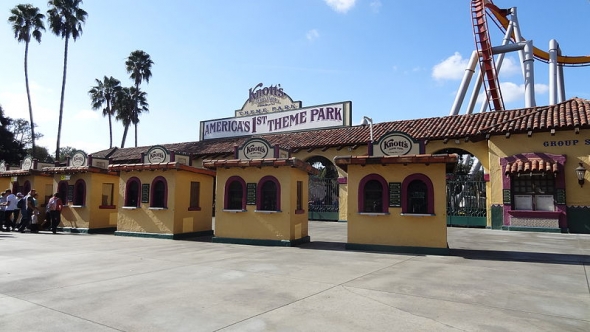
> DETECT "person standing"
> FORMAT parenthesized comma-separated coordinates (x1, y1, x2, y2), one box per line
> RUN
(18, 189, 38, 233)
(29, 192, 40, 233)
(47, 193, 63, 234)
(4, 189, 18, 232)
(0, 192, 7, 231)
(13, 192, 24, 229)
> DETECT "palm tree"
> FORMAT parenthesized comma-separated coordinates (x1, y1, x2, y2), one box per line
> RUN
(47, 0, 87, 160)
(8, 4, 45, 159)
(125, 50, 153, 147)
(88, 76, 121, 148)
(115, 87, 148, 148)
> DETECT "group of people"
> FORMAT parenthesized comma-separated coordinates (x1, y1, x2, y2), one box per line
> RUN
(0, 189, 63, 234)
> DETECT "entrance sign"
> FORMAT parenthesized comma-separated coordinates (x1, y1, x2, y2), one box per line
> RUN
(373, 131, 421, 156)
(21, 156, 33, 170)
(235, 83, 302, 117)
(240, 138, 271, 159)
(201, 101, 352, 140)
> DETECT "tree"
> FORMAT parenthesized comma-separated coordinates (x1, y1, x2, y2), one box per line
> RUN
(8, 118, 43, 148)
(125, 50, 153, 147)
(56, 146, 82, 162)
(89, 76, 121, 148)
(0, 105, 26, 165)
(115, 87, 148, 148)
(8, 4, 45, 159)
(47, 0, 87, 160)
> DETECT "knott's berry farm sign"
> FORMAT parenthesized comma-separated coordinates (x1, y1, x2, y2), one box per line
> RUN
(200, 83, 352, 140)
(235, 83, 302, 117)
(372, 131, 422, 157)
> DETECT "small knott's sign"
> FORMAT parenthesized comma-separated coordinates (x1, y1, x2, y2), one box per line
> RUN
(70, 151, 87, 167)
(21, 156, 33, 170)
(235, 83, 302, 117)
(239, 138, 272, 160)
(0, 160, 6, 172)
(373, 131, 421, 157)
(145, 145, 170, 164)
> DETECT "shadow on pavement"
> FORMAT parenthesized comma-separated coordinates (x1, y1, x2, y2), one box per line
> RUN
(450, 248, 590, 265)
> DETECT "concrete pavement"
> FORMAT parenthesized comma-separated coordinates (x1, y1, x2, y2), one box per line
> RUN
(1, 221, 589, 331)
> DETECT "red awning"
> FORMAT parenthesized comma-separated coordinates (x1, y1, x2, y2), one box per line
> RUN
(504, 159, 558, 175)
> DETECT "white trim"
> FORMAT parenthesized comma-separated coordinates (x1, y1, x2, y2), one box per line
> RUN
(400, 213, 435, 217)
(148, 207, 167, 210)
(359, 212, 390, 216)
(122, 206, 138, 210)
(254, 210, 280, 214)
(222, 209, 247, 213)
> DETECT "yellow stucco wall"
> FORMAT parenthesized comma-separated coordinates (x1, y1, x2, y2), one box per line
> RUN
(56, 172, 119, 230)
(214, 166, 309, 241)
(346, 163, 448, 249)
(0, 178, 11, 192)
(488, 130, 590, 206)
(116, 170, 214, 235)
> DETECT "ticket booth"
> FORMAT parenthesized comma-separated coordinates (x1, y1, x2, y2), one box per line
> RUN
(335, 131, 457, 254)
(0, 156, 54, 221)
(203, 138, 319, 246)
(110, 145, 216, 239)
(42, 151, 119, 233)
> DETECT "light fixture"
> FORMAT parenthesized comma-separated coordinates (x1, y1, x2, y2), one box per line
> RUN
(575, 162, 587, 187)
(361, 116, 373, 142)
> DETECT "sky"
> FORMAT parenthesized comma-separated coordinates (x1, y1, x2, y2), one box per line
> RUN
(1, 0, 590, 156)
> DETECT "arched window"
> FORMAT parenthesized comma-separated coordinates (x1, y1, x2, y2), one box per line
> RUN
(125, 177, 141, 207)
(224, 176, 246, 210)
(402, 174, 435, 215)
(23, 180, 31, 196)
(58, 181, 68, 203)
(151, 177, 167, 208)
(257, 176, 281, 211)
(73, 179, 86, 206)
(358, 174, 388, 213)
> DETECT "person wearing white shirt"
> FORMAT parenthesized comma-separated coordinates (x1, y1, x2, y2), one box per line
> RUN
(4, 189, 18, 231)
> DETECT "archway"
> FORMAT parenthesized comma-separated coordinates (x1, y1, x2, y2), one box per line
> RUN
(434, 148, 487, 228)
(306, 156, 339, 221)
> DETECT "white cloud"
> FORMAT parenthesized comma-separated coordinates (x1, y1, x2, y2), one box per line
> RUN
(432, 52, 470, 81)
(497, 56, 521, 78)
(370, 0, 382, 13)
(324, 0, 356, 13)
(306, 29, 320, 41)
(476, 82, 549, 106)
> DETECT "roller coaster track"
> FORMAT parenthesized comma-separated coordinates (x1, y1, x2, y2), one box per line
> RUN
(485, 1, 590, 67)
(472, 0, 504, 111)
(470, 0, 590, 112)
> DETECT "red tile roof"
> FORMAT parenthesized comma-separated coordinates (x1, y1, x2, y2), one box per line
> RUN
(202, 158, 320, 175)
(90, 98, 590, 163)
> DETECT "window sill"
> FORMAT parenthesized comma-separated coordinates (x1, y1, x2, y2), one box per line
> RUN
(508, 210, 561, 218)
(70, 205, 84, 208)
(223, 209, 246, 213)
(148, 207, 167, 210)
(122, 206, 138, 210)
(359, 212, 390, 216)
(254, 210, 281, 214)
(99, 205, 116, 209)
(400, 213, 435, 217)
(188, 207, 201, 211)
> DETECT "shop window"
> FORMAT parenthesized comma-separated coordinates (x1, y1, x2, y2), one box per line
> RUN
(358, 174, 388, 213)
(257, 176, 280, 212)
(151, 176, 167, 208)
(100, 183, 115, 208)
(224, 176, 245, 210)
(125, 177, 141, 207)
(511, 173, 555, 211)
(401, 174, 435, 215)
(73, 179, 86, 206)
(58, 181, 68, 202)
(189, 181, 201, 210)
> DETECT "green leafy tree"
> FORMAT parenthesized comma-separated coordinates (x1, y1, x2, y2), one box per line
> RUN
(8, 118, 43, 148)
(115, 87, 148, 148)
(0, 105, 26, 165)
(89, 76, 121, 148)
(125, 50, 153, 147)
(56, 146, 82, 162)
(47, 0, 87, 160)
(8, 4, 45, 159)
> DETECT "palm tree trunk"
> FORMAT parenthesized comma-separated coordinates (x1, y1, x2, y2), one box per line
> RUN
(107, 100, 113, 148)
(24, 41, 35, 159)
(134, 82, 139, 147)
(121, 124, 129, 148)
(55, 37, 69, 161)
(134, 122, 138, 147)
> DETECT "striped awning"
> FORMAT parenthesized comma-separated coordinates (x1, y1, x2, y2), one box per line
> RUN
(504, 159, 558, 175)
